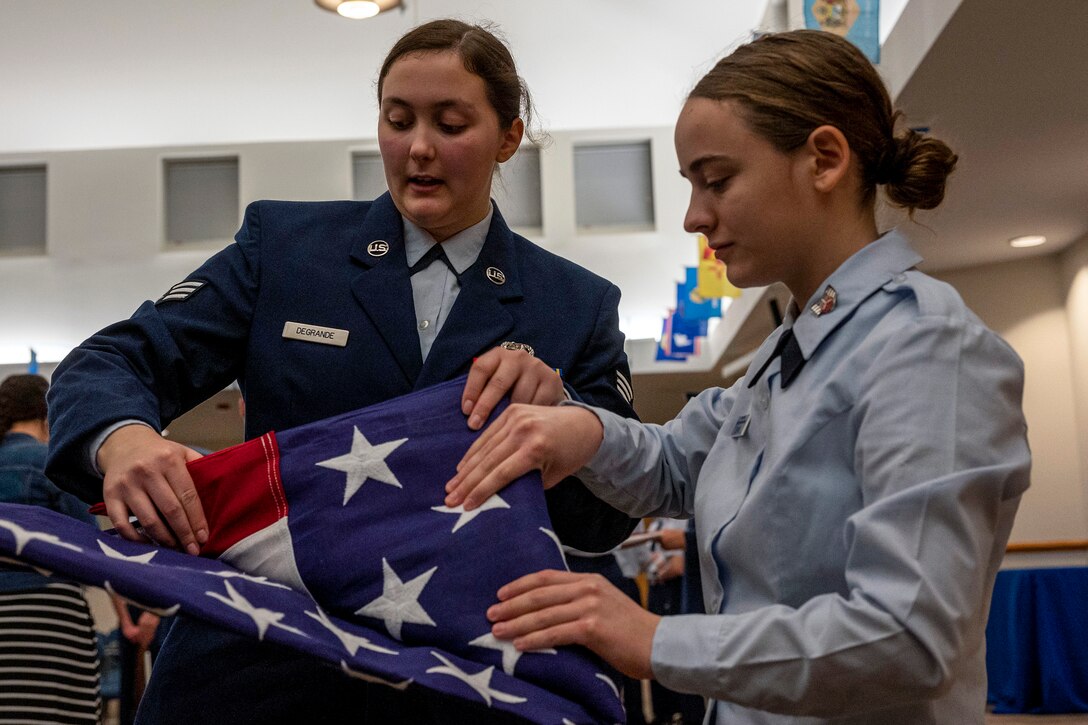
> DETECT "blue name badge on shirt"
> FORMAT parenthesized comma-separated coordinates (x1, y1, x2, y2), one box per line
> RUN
(730, 414, 751, 438)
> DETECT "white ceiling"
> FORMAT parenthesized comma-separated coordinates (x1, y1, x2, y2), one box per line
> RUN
(893, 0, 1088, 271)
(0, 0, 764, 152)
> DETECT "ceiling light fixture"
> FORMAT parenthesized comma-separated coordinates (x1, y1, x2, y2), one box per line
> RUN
(314, 0, 403, 19)
(1009, 235, 1047, 248)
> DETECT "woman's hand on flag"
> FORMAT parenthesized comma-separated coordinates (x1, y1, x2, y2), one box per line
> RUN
(487, 569, 659, 680)
(460, 346, 566, 431)
(97, 424, 207, 555)
(445, 404, 602, 510)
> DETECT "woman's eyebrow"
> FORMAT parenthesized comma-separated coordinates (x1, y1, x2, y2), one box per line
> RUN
(382, 97, 475, 113)
(681, 154, 735, 178)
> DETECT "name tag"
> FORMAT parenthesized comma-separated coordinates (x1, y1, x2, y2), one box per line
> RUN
(282, 321, 349, 347)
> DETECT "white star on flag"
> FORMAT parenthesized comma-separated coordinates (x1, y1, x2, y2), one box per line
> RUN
(306, 606, 398, 656)
(0, 519, 82, 556)
(539, 527, 570, 571)
(596, 672, 621, 700)
(205, 581, 308, 641)
(426, 651, 527, 706)
(205, 570, 293, 590)
(468, 631, 556, 675)
(316, 427, 408, 505)
(430, 494, 510, 533)
(98, 539, 157, 564)
(356, 558, 437, 640)
(339, 661, 413, 690)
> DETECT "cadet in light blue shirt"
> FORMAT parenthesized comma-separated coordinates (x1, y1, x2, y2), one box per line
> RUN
(448, 30, 1030, 724)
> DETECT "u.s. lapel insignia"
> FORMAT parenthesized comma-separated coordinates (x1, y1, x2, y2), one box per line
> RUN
(367, 240, 389, 257)
(810, 285, 837, 316)
(485, 266, 506, 285)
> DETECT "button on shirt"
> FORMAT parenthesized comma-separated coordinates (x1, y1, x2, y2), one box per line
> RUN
(403, 208, 490, 362)
(571, 230, 1031, 724)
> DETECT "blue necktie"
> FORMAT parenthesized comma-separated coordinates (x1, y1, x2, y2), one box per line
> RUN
(409, 244, 459, 281)
(747, 327, 807, 390)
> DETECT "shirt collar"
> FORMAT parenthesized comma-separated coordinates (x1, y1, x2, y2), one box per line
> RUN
(402, 205, 493, 275)
(787, 229, 923, 356)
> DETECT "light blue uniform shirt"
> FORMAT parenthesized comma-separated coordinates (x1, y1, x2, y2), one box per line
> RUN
(403, 208, 491, 361)
(575, 230, 1031, 724)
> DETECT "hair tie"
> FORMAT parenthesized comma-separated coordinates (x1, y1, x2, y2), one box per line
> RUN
(875, 134, 909, 185)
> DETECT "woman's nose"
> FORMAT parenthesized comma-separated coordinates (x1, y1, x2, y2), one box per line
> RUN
(683, 197, 712, 235)
(408, 127, 436, 162)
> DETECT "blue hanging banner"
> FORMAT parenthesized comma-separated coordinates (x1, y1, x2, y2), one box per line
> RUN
(655, 310, 707, 362)
(804, 0, 880, 64)
(656, 314, 685, 361)
(28, 348, 39, 374)
(676, 268, 722, 322)
(671, 313, 706, 353)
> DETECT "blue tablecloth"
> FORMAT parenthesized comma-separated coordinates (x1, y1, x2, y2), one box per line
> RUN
(987, 566, 1088, 713)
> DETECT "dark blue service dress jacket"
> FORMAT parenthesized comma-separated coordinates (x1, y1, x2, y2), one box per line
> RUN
(47, 193, 637, 549)
(45, 194, 638, 724)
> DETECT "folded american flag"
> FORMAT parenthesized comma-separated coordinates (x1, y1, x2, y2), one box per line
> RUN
(0, 378, 625, 724)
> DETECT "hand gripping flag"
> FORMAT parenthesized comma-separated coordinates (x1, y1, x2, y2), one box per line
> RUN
(0, 378, 626, 724)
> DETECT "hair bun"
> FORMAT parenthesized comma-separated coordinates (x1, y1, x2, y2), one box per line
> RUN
(881, 128, 958, 211)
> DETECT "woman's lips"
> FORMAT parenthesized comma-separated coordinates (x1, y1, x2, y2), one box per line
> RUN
(409, 176, 442, 188)
(712, 242, 734, 261)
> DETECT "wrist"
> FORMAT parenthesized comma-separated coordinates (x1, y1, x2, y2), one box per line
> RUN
(97, 422, 155, 473)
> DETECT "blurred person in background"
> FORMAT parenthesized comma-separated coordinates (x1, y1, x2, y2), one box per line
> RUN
(0, 373, 101, 723)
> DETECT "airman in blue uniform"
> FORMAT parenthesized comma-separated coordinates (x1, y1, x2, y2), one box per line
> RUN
(46, 19, 637, 724)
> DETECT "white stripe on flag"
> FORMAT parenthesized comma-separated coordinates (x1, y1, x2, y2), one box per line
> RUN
(220, 518, 312, 596)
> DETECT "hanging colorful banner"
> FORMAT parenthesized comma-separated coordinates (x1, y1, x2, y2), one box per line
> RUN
(655, 311, 704, 362)
(677, 268, 722, 322)
(696, 234, 742, 299)
(672, 312, 707, 352)
(804, 0, 880, 64)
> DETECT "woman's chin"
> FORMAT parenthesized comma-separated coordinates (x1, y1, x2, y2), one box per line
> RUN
(723, 269, 754, 290)
(399, 202, 451, 230)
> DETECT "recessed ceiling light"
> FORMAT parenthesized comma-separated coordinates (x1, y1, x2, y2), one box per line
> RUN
(314, 0, 402, 19)
(1009, 235, 1047, 248)
(337, 1, 380, 18)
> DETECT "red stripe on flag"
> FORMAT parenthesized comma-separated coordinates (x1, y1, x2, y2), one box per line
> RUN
(187, 432, 287, 557)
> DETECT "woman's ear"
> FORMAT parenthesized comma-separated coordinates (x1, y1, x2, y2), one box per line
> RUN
(805, 125, 851, 193)
(496, 118, 525, 163)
